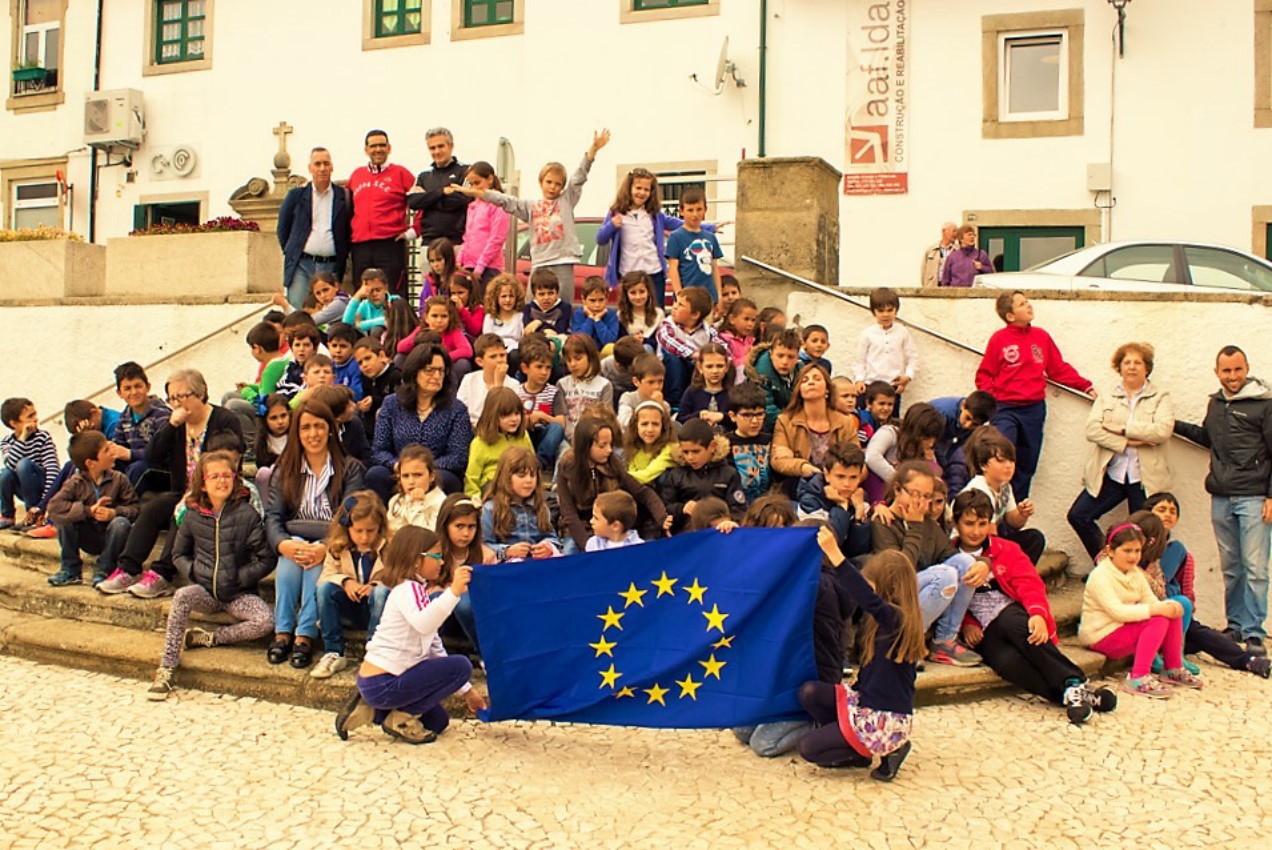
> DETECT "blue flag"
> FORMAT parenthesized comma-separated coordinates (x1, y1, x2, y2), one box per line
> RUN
(469, 527, 821, 728)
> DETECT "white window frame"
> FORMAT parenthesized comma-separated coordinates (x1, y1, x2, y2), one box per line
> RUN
(11, 179, 61, 229)
(998, 30, 1067, 123)
(21, 19, 59, 69)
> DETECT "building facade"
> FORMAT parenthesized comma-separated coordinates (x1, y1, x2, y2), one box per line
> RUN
(2, 0, 1271, 288)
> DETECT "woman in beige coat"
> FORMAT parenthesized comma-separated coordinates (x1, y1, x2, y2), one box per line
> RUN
(1066, 342, 1174, 565)
(770, 363, 858, 495)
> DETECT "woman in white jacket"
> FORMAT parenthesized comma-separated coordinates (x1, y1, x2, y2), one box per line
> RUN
(1067, 343, 1175, 567)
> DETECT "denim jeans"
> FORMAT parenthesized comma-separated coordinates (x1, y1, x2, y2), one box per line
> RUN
(733, 720, 811, 757)
(0, 459, 45, 517)
(285, 255, 339, 310)
(662, 354, 693, 409)
(274, 545, 322, 639)
(56, 516, 131, 576)
(453, 591, 479, 655)
(357, 654, 472, 732)
(916, 552, 976, 643)
(1067, 474, 1147, 562)
(317, 580, 390, 655)
(1211, 495, 1271, 639)
(530, 421, 565, 472)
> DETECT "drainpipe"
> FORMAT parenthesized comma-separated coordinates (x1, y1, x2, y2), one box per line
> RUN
(88, 0, 104, 243)
(758, 0, 768, 157)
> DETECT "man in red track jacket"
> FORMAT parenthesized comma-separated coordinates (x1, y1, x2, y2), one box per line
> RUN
(348, 129, 416, 299)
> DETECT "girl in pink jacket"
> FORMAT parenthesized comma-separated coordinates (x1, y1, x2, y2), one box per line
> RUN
(457, 162, 509, 294)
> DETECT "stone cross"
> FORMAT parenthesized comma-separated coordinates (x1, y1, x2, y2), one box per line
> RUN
(272, 121, 294, 171)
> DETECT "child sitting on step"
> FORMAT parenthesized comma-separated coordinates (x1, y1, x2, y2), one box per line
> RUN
(147, 451, 276, 701)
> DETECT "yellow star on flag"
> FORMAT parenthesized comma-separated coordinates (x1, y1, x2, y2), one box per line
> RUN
(683, 578, 708, 605)
(598, 664, 622, 689)
(618, 582, 648, 609)
(615, 686, 635, 699)
(651, 571, 678, 598)
(676, 674, 702, 701)
(597, 606, 624, 632)
(699, 654, 726, 680)
(644, 683, 669, 706)
(589, 635, 617, 658)
(702, 603, 729, 634)
(712, 635, 735, 650)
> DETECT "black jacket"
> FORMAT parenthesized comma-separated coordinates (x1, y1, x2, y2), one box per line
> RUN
(406, 158, 472, 243)
(174, 496, 276, 602)
(264, 458, 366, 548)
(339, 416, 371, 465)
(146, 405, 244, 495)
(656, 443, 746, 533)
(1175, 377, 1272, 497)
(361, 363, 402, 434)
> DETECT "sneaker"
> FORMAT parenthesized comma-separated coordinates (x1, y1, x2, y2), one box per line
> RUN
(183, 628, 216, 650)
(1247, 656, 1271, 679)
(381, 710, 438, 745)
(927, 639, 982, 667)
(335, 691, 375, 741)
(1089, 686, 1119, 713)
(1062, 682, 1093, 725)
(310, 652, 351, 679)
(1121, 674, 1172, 699)
(26, 523, 56, 539)
(870, 741, 911, 782)
(1246, 636, 1267, 657)
(129, 571, 173, 599)
(47, 570, 82, 587)
(96, 569, 139, 595)
(1160, 668, 1204, 689)
(146, 667, 174, 701)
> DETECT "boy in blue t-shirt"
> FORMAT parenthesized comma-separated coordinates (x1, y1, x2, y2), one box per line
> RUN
(665, 186, 723, 303)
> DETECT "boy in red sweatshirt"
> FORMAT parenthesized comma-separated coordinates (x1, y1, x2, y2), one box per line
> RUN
(974, 291, 1094, 499)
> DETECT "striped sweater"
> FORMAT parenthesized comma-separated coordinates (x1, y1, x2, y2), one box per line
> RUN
(1, 429, 60, 498)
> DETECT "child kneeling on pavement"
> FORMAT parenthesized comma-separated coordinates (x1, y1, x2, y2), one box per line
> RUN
(335, 525, 487, 743)
(46, 430, 139, 587)
(148, 450, 276, 701)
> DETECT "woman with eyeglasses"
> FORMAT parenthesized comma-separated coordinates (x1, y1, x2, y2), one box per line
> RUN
(146, 450, 276, 701)
(366, 343, 473, 505)
(264, 400, 365, 669)
(99, 369, 245, 599)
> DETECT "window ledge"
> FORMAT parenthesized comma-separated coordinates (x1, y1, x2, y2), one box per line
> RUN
(620, 1, 719, 25)
(984, 117, 1083, 139)
(143, 57, 213, 77)
(363, 31, 430, 51)
(452, 20, 523, 41)
(5, 89, 65, 113)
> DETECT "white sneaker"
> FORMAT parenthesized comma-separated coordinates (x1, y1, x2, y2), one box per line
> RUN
(147, 667, 174, 701)
(310, 652, 351, 679)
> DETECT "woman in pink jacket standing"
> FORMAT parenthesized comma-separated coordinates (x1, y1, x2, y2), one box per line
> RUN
(456, 162, 509, 299)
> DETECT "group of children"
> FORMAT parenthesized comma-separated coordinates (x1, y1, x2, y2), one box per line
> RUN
(3, 148, 1265, 776)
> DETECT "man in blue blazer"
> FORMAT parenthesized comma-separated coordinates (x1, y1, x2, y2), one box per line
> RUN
(277, 147, 352, 309)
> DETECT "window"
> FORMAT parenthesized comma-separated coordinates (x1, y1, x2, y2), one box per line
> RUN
(1082, 245, 1180, 284)
(133, 200, 200, 231)
(979, 226, 1084, 273)
(11, 180, 60, 229)
(363, 0, 430, 50)
(655, 169, 708, 217)
(376, 0, 423, 37)
(1000, 33, 1065, 121)
(1185, 246, 1272, 292)
(155, 0, 206, 64)
(8, 0, 66, 110)
(982, 10, 1083, 139)
(464, 0, 512, 27)
(621, 0, 717, 23)
(452, 0, 522, 41)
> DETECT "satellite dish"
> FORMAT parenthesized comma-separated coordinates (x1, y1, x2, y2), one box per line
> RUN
(692, 36, 746, 95)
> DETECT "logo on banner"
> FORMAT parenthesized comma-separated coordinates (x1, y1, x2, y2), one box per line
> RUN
(849, 126, 888, 164)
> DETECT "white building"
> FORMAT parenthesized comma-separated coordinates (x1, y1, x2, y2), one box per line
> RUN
(3, 0, 1272, 288)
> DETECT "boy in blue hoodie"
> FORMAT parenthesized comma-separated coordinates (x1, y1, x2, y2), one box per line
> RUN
(324, 322, 366, 402)
(796, 442, 872, 558)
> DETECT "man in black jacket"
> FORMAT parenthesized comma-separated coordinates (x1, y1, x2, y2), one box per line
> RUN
(407, 127, 472, 245)
(1175, 345, 1272, 654)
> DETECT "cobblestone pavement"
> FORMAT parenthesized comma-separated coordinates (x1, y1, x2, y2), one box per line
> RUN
(1, 656, 1269, 850)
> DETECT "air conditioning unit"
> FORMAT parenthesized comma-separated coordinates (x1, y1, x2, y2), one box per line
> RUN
(84, 89, 145, 149)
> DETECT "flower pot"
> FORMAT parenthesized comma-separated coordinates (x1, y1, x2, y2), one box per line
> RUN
(0, 239, 104, 299)
(105, 230, 281, 298)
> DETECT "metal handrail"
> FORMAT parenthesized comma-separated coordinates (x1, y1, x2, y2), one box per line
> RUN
(39, 301, 272, 427)
(740, 255, 1207, 450)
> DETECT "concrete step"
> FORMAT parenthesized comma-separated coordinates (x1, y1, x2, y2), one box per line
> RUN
(1037, 548, 1069, 589)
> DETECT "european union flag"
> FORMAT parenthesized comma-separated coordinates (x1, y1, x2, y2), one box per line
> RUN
(469, 527, 821, 728)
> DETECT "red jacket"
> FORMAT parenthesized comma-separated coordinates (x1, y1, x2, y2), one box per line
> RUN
(348, 164, 416, 243)
(975, 324, 1091, 405)
(959, 535, 1058, 643)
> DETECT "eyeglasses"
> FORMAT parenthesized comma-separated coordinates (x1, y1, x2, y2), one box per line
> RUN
(735, 411, 765, 419)
(420, 552, 444, 561)
(902, 487, 933, 503)
(167, 392, 194, 404)
(205, 472, 236, 482)
(421, 366, 446, 377)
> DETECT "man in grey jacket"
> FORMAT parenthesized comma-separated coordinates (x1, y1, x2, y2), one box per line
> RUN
(1175, 345, 1272, 654)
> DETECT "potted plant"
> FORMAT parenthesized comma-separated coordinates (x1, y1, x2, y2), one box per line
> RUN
(107, 216, 280, 298)
(12, 60, 47, 83)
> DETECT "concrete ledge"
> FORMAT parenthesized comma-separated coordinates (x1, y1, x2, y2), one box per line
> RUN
(0, 293, 273, 309)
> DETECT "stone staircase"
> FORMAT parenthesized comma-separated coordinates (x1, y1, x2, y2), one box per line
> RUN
(0, 533, 1113, 716)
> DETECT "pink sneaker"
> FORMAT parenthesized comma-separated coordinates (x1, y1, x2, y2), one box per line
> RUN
(26, 524, 57, 539)
(96, 569, 139, 595)
(1121, 674, 1173, 699)
(1160, 668, 1204, 689)
(129, 570, 173, 599)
